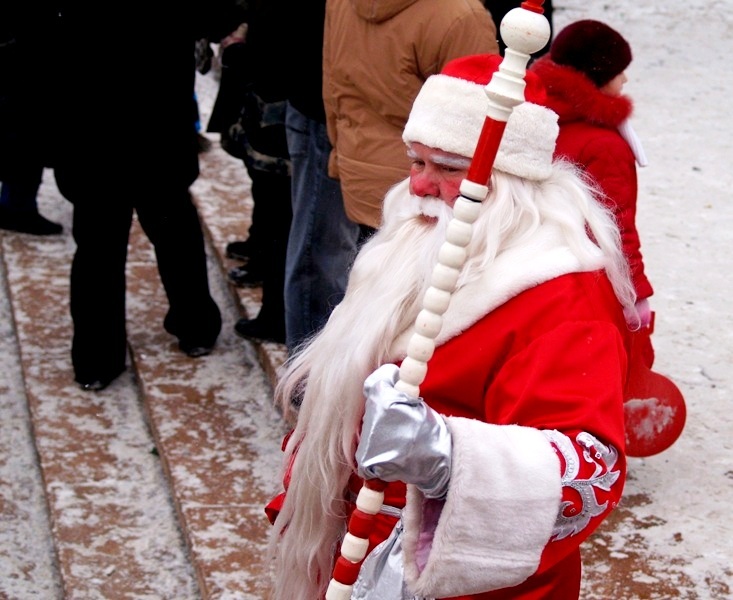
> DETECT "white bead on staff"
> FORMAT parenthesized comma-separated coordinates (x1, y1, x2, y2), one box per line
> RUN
(325, 3, 551, 599)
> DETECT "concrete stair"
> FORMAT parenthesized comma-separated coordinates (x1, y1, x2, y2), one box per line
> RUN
(0, 142, 289, 599)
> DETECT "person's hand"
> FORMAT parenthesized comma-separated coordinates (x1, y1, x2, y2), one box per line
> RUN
(635, 298, 652, 328)
(356, 364, 452, 499)
(624, 297, 653, 329)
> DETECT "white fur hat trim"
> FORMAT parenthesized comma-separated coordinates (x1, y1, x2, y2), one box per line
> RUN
(402, 74, 558, 181)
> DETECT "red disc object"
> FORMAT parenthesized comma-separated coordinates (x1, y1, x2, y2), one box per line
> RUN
(623, 325, 686, 457)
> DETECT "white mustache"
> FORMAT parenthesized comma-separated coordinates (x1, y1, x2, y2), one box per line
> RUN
(400, 194, 453, 221)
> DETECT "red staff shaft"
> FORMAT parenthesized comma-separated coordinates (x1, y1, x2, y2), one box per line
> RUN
(326, 3, 550, 598)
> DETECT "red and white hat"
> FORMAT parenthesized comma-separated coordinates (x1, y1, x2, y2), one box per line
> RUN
(402, 53, 558, 181)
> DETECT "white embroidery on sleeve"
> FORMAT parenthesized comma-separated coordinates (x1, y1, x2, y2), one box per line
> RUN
(542, 430, 621, 540)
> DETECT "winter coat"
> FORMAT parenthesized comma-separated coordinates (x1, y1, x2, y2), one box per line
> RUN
(0, 3, 62, 180)
(268, 277, 628, 599)
(277, 0, 330, 123)
(50, 1, 248, 197)
(531, 56, 654, 300)
(323, 0, 499, 228)
(361, 271, 629, 599)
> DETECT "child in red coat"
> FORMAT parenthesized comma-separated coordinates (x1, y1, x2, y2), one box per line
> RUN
(531, 20, 654, 336)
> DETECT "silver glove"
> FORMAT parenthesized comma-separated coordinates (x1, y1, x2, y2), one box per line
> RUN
(356, 364, 452, 499)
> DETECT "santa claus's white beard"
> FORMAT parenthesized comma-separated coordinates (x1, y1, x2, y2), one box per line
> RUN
(268, 196, 457, 600)
(311, 184, 456, 370)
(279, 179, 460, 418)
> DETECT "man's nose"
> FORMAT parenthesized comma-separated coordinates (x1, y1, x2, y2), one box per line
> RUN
(410, 170, 439, 198)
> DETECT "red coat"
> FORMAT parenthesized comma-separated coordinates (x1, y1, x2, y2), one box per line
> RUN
(390, 271, 630, 599)
(531, 57, 654, 300)
(269, 271, 630, 599)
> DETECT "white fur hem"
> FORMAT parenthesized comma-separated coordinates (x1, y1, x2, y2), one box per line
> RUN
(401, 418, 561, 598)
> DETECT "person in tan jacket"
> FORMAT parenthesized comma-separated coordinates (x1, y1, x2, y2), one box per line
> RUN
(323, 0, 499, 230)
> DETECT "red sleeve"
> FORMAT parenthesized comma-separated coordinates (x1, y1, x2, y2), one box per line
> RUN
(582, 136, 654, 300)
(487, 320, 628, 571)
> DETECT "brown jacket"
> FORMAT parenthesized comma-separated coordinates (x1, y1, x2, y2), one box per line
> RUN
(324, 0, 499, 227)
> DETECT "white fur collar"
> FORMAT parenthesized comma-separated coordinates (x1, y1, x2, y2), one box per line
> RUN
(390, 221, 604, 358)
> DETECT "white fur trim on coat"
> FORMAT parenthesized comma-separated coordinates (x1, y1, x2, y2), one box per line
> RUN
(402, 74, 558, 181)
(401, 418, 562, 597)
(389, 215, 605, 359)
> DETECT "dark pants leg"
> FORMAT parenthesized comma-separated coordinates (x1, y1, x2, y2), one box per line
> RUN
(284, 104, 361, 351)
(242, 170, 267, 274)
(136, 187, 221, 347)
(0, 162, 43, 212)
(70, 195, 132, 382)
(247, 169, 291, 338)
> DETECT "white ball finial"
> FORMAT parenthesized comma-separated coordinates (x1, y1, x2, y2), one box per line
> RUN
(500, 7, 551, 56)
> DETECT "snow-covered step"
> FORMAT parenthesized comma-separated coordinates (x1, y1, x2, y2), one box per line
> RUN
(1, 153, 289, 598)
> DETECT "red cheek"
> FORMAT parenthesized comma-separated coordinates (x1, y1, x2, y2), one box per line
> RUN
(444, 182, 463, 205)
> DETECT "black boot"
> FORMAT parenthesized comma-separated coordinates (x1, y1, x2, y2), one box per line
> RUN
(228, 263, 264, 287)
(0, 207, 62, 235)
(234, 315, 286, 344)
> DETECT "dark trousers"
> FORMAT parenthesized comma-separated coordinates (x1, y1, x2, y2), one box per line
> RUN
(0, 162, 44, 212)
(247, 168, 292, 334)
(68, 185, 221, 382)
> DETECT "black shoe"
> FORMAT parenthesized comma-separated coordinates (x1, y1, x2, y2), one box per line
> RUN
(234, 317, 286, 344)
(178, 340, 214, 358)
(163, 309, 220, 358)
(196, 132, 212, 154)
(228, 265, 263, 288)
(76, 366, 125, 392)
(226, 239, 252, 262)
(0, 208, 62, 236)
(79, 379, 110, 392)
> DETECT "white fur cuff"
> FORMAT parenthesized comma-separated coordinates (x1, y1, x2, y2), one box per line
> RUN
(401, 417, 562, 598)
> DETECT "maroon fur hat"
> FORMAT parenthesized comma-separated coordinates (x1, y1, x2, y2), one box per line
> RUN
(550, 20, 632, 87)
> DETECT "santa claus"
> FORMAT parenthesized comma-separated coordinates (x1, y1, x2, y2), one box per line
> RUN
(265, 53, 638, 600)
